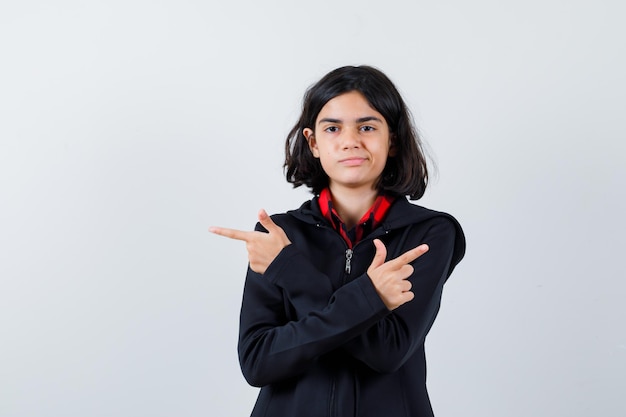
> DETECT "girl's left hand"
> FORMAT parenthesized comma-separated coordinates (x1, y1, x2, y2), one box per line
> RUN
(209, 209, 292, 274)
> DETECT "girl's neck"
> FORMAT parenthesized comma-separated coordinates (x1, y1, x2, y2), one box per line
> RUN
(328, 185, 378, 230)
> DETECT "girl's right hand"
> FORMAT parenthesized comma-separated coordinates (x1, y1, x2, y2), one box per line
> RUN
(366, 239, 429, 310)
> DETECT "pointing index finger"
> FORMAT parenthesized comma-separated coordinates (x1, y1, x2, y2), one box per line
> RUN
(208, 226, 253, 242)
(391, 244, 429, 266)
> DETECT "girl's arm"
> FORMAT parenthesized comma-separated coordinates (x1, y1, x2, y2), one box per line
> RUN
(258, 216, 458, 374)
(212, 212, 389, 386)
(221, 212, 459, 383)
(237, 253, 389, 386)
(339, 217, 457, 372)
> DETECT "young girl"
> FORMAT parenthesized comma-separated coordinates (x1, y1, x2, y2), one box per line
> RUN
(210, 65, 465, 417)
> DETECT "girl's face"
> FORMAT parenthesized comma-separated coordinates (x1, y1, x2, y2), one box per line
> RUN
(303, 91, 393, 195)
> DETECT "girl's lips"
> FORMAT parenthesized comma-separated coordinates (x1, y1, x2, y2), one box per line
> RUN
(339, 157, 367, 166)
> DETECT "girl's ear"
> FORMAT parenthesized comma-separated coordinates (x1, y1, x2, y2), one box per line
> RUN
(303, 128, 319, 158)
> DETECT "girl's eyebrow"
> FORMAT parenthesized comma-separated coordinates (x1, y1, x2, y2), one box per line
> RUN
(318, 116, 383, 124)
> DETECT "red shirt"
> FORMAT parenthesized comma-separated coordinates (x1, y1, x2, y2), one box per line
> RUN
(318, 188, 395, 249)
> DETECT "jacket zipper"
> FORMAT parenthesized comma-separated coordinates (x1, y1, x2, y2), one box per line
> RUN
(316, 221, 389, 279)
(344, 248, 353, 274)
(343, 229, 389, 276)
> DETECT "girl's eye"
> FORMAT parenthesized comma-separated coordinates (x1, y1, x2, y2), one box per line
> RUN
(360, 125, 375, 132)
(324, 126, 339, 133)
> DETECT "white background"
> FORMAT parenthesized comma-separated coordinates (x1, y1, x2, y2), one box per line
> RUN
(1, 1, 624, 416)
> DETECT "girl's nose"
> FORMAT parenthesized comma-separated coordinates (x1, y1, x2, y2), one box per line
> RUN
(341, 129, 360, 149)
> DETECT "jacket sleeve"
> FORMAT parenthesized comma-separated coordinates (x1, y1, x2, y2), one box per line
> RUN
(237, 244, 390, 387)
(340, 217, 459, 373)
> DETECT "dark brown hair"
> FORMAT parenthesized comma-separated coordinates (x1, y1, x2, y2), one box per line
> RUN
(284, 65, 429, 200)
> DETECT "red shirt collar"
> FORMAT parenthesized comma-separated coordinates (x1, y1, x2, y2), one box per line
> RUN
(317, 188, 395, 248)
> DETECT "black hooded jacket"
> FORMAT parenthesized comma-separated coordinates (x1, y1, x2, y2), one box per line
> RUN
(238, 196, 466, 417)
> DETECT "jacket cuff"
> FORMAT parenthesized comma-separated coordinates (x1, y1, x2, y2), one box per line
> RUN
(352, 273, 390, 317)
(262, 243, 300, 285)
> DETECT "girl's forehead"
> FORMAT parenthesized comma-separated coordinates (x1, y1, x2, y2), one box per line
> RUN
(316, 91, 383, 122)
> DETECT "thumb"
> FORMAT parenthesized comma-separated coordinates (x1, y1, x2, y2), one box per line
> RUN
(369, 239, 387, 269)
(258, 209, 280, 233)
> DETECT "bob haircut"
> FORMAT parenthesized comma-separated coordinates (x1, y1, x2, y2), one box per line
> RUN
(284, 65, 429, 200)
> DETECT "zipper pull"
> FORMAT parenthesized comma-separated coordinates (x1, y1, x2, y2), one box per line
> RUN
(345, 248, 353, 274)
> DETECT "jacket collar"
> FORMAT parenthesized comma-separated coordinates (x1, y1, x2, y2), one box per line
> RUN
(288, 195, 466, 276)
(289, 195, 443, 231)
